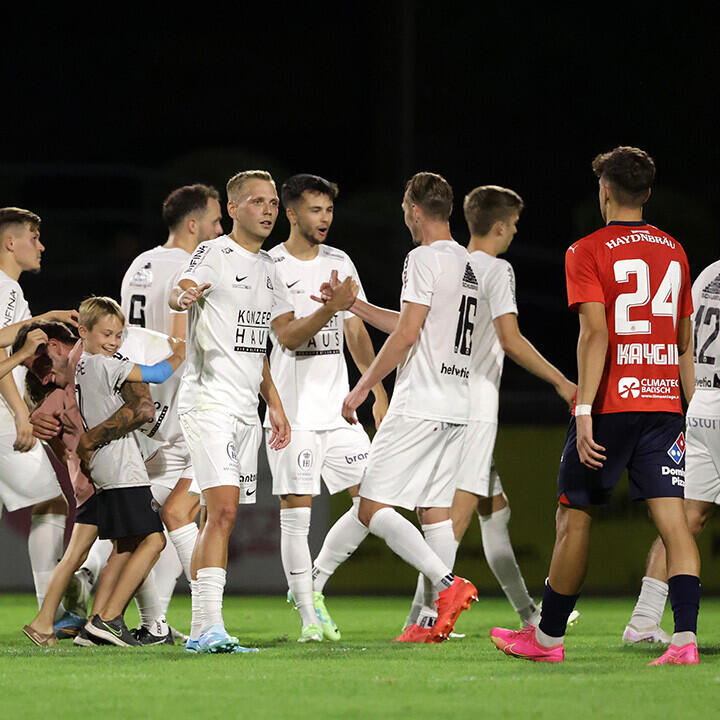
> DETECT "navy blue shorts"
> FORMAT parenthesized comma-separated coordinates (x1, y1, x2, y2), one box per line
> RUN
(74, 493, 99, 526)
(558, 412, 686, 507)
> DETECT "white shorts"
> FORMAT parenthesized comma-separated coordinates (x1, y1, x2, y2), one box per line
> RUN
(359, 413, 465, 511)
(179, 409, 260, 504)
(683, 415, 720, 504)
(145, 441, 200, 496)
(456, 420, 503, 498)
(0, 434, 62, 513)
(267, 424, 370, 497)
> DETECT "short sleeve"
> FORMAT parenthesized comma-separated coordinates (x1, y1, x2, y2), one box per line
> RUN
(565, 242, 605, 311)
(484, 260, 518, 319)
(0, 282, 20, 328)
(178, 242, 222, 291)
(401, 249, 436, 307)
(270, 265, 294, 321)
(344, 256, 367, 320)
(99, 356, 134, 394)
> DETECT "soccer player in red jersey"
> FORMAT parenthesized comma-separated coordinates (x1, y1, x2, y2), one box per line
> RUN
(490, 147, 700, 666)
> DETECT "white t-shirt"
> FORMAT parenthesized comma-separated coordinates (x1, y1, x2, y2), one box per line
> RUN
(74, 352, 150, 490)
(467, 250, 518, 423)
(263, 243, 367, 430)
(688, 259, 720, 418)
(116, 327, 182, 446)
(177, 235, 293, 424)
(388, 240, 476, 424)
(120, 246, 189, 336)
(0, 269, 31, 430)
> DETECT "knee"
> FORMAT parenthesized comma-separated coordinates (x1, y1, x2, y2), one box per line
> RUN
(148, 532, 167, 553)
(357, 503, 374, 528)
(161, 502, 184, 530)
(207, 505, 237, 534)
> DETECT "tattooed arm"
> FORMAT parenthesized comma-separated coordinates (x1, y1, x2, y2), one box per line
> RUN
(76, 381, 155, 468)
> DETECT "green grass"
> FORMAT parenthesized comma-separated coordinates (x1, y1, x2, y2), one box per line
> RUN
(1, 594, 717, 719)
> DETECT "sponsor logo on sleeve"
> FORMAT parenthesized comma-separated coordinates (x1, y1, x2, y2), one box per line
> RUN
(129, 262, 153, 288)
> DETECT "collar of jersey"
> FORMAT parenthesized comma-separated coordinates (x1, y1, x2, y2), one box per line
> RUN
(607, 220, 646, 227)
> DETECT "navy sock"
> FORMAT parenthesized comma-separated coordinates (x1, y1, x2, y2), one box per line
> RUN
(668, 574, 700, 634)
(538, 581, 580, 638)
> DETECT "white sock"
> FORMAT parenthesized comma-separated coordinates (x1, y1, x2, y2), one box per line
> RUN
(281, 507, 316, 628)
(417, 605, 437, 629)
(168, 523, 199, 582)
(536, 626, 564, 648)
(313, 497, 368, 594)
(28, 513, 65, 609)
(198, 566, 226, 632)
(190, 579, 203, 641)
(405, 574, 426, 629)
(421, 520, 459, 608)
(135, 570, 165, 628)
(368, 508, 452, 588)
(153, 531, 184, 614)
(479, 506, 533, 617)
(629, 576, 668, 629)
(80, 538, 113, 588)
(671, 631, 697, 646)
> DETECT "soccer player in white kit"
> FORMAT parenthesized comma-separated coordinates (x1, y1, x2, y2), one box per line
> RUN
(400, 186, 576, 635)
(342, 172, 479, 643)
(0, 207, 82, 617)
(623, 258, 720, 644)
(266, 174, 388, 642)
(171, 170, 358, 653)
(121, 184, 223, 621)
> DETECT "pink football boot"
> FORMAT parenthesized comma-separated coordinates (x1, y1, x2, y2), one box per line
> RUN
(490, 625, 564, 663)
(649, 643, 699, 666)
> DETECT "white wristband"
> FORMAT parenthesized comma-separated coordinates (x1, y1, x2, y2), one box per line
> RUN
(575, 404, 592, 416)
(177, 289, 192, 308)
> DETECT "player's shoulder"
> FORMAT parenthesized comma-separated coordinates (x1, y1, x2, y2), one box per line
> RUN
(318, 244, 349, 262)
(0, 269, 21, 293)
(470, 249, 512, 273)
(257, 248, 275, 267)
(267, 243, 287, 261)
(694, 259, 720, 296)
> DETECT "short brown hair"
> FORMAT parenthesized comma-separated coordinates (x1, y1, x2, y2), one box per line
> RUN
(0, 207, 41, 236)
(226, 170, 275, 201)
(463, 185, 524, 236)
(162, 184, 220, 230)
(592, 146, 656, 207)
(78, 296, 125, 331)
(404, 172, 453, 221)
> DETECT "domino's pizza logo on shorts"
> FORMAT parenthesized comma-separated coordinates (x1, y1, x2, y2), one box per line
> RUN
(297, 449, 313, 471)
(667, 432, 686, 465)
(618, 376, 640, 399)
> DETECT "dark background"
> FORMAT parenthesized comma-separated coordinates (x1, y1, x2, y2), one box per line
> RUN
(3, 5, 718, 424)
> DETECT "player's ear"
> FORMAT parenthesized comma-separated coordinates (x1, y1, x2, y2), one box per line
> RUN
(226, 199, 237, 220)
(285, 206, 296, 225)
(187, 217, 197, 236)
(77, 325, 88, 340)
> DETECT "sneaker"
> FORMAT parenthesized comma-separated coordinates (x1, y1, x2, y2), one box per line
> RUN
(490, 625, 564, 663)
(197, 624, 242, 654)
(623, 623, 671, 645)
(649, 642, 699, 666)
(85, 614, 139, 647)
(185, 638, 200, 653)
(132, 625, 174, 646)
(63, 568, 93, 618)
(54, 611, 86, 639)
(73, 626, 106, 647)
(298, 624, 323, 643)
(427, 576, 478, 643)
(169, 626, 189, 642)
(393, 623, 431, 643)
(312, 592, 340, 641)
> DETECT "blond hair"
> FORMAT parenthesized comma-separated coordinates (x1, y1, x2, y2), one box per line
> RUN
(226, 170, 275, 201)
(78, 296, 125, 331)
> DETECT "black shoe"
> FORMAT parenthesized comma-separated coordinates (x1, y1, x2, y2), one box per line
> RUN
(131, 625, 174, 646)
(74, 626, 100, 647)
(85, 614, 139, 647)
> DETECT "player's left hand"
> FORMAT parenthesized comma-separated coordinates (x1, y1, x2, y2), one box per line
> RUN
(343, 385, 369, 425)
(556, 378, 578, 411)
(372, 394, 388, 429)
(575, 415, 606, 469)
(267, 404, 291, 450)
(45, 310, 79, 328)
(76, 433, 94, 475)
(13, 415, 37, 452)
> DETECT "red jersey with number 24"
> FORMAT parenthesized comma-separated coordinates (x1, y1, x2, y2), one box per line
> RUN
(565, 221, 693, 415)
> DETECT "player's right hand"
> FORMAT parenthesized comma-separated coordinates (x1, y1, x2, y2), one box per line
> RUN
(21, 328, 49, 358)
(178, 283, 211, 310)
(13, 416, 37, 452)
(310, 269, 341, 305)
(30, 411, 62, 440)
(46, 310, 79, 327)
(575, 415, 606, 469)
(327, 277, 359, 312)
(556, 378, 578, 411)
(76, 433, 94, 475)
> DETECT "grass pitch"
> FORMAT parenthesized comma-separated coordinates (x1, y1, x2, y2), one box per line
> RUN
(1, 594, 717, 719)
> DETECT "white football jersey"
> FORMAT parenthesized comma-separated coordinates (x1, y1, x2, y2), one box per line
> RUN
(688, 259, 720, 417)
(263, 243, 367, 430)
(74, 352, 150, 490)
(388, 240, 476, 424)
(467, 251, 518, 423)
(177, 235, 293, 424)
(120, 246, 190, 335)
(0, 269, 31, 430)
(115, 326, 183, 445)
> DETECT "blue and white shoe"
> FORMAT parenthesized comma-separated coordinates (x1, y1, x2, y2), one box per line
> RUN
(54, 611, 86, 639)
(196, 624, 258, 655)
(185, 638, 200, 653)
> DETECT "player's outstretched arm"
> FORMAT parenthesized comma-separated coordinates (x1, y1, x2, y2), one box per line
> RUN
(493, 313, 576, 409)
(0, 347, 36, 452)
(344, 315, 389, 428)
(260, 357, 290, 450)
(342, 301, 428, 424)
(677, 315, 694, 404)
(0, 310, 78, 348)
(273, 276, 358, 351)
(76, 381, 155, 469)
(575, 302, 609, 469)
(169, 279, 211, 311)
